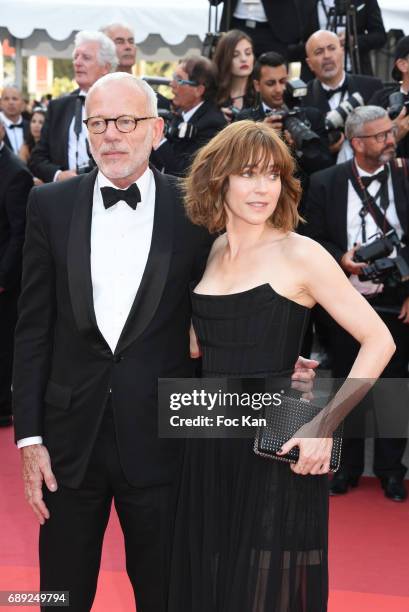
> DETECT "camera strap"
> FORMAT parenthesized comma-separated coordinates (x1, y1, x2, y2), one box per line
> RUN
(349, 160, 393, 242)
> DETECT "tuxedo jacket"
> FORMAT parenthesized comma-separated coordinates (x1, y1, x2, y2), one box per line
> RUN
(29, 90, 80, 183)
(209, 0, 318, 60)
(150, 100, 226, 177)
(3, 118, 30, 155)
(12, 167, 212, 488)
(303, 73, 383, 114)
(0, 146, 33, 290)
(304, 159, 409, 268)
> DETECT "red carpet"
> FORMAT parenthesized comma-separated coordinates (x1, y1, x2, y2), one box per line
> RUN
(1, 427, 408, 611)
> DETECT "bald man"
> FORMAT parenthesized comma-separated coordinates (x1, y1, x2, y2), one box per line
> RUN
(303, 30, 382, 161)
(0, 87, 30, 155)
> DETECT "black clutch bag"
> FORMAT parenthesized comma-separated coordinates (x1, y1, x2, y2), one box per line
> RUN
(253, 393, 343, 472)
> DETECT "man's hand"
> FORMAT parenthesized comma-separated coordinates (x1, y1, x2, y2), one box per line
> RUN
(393, 105, 409, 143)
(283, 129, 295, 148)
(398, 296, 409, 324)
(21, 444, 58, 524)
(263, 113, 283, 134)
(340, 245, 367, 275)
(291, 356, 319, 398)
(56, 170, 77, 182)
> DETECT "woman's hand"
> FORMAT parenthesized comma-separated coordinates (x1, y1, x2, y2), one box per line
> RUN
(221, 107, 233, 123)
(278, 423, 333, 475)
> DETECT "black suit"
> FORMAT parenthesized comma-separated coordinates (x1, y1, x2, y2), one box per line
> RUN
(150, 100, 226, 177)
(3, 118, 30, 155)
(304, 160, 409, 480)
(210, 0, 318, 60)
(0, 145, 33, 419)
(12, 167, 211, 610)
(29, 90, 80, 183)
(303, 72, 383, 114)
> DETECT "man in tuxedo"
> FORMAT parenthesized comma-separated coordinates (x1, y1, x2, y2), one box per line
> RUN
(303, 30, 382, 163)
(13, 72, 318, 610)
(100, 22, 137, 74)
(0, 121, 33, 427)
(29, 30, 118, 183)
(305, 106, 409, 502)
(150, 55, 226, 177)
(0, 87, 30, 155)
(209, 0, 318, 61)
(370, 35, 409, 159)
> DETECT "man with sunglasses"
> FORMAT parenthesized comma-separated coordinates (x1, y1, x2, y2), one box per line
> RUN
(150, 55, 226, 177)
(305, 105, 409, 502)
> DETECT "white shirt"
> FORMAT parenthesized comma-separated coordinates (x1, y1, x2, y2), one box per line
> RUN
(17, 166, 156, 449)
(91, 169, 155, 353)
(67, 91, 90, 171)
(347, 162, 403, 295)
(234, 0, 267, 22)
(0, 112, 24, 154)
(182, 101, 204, 122)
(322, 74, 354, 163)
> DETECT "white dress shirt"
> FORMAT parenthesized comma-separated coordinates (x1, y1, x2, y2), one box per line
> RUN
(17, 166, 156, 449)
(67, 90, 90, 171)
(347, 162, 403, 295)
(321, 74, 354, 163)
(0, 112, 24, 154)
(234, 0, 267, 22)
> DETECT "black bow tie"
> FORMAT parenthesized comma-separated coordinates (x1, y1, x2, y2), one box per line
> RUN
(100, 184, 141, 210)
(361, 169, 388, 188)
(9, 123, 23, 129)
(325, 85, 346, 100)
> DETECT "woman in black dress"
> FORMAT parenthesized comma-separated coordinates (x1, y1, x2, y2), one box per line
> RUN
(167, 121, 395, 612)
(213, 30, 256, 123)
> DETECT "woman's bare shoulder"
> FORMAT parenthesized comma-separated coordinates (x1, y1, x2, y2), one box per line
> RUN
(281, 232, 329, 262)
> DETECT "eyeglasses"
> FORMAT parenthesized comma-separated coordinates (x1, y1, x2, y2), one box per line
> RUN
(355, 126, 398, 143)
(171, 74, 199, 87)
(83, 115, 156, 134)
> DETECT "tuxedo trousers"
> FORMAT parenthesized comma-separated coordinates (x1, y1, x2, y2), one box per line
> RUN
(39, 398, 175, 612)
(330, 298, 409, 480)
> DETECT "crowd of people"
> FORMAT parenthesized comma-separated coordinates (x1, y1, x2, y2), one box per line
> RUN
(1, 1, 409, 611)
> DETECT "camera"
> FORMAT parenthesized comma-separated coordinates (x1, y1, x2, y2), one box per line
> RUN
(388, 91, 409, 121)
(158, 108, 198, 141)
(325, 92, 364, 132)
(76, 161, 95, 175)
(353, 230, 409, 287)
(265, 108, 321, 152)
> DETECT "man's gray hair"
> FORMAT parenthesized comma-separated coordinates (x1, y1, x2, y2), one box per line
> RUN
(345, 105, 388, 140)
(86, 73, 158, 117)
(74, 30, 118, 70)
(100, 22, 135, 38)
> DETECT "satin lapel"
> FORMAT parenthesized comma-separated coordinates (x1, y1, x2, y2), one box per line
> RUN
(67, 168, 112, 356)
(115, 168, 174, 354)
(390, 162, 409, 232)
(60, 96, 78, 168)
(335, 163, 350, 252)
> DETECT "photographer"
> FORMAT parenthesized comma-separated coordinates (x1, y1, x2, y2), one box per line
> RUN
(305, 106, 409, 502)
(370, 35, 409, 159)
(150, 55, 226, 177)
(236, 52, 333, 186)
(303, 30, 382, 163)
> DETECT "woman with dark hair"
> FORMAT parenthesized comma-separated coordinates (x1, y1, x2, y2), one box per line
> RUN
(213, 30, 255, 123)
(167, 121, 394, 611)
(18, 108, 45, 164)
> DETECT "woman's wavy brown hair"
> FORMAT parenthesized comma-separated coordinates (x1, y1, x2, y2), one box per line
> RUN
(183, 121, 303, 234)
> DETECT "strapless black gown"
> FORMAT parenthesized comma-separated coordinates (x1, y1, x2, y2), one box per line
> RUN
(168, 285, 329, 612)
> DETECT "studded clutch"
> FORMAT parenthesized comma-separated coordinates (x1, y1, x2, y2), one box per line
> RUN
(253, 394, 343, 472)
